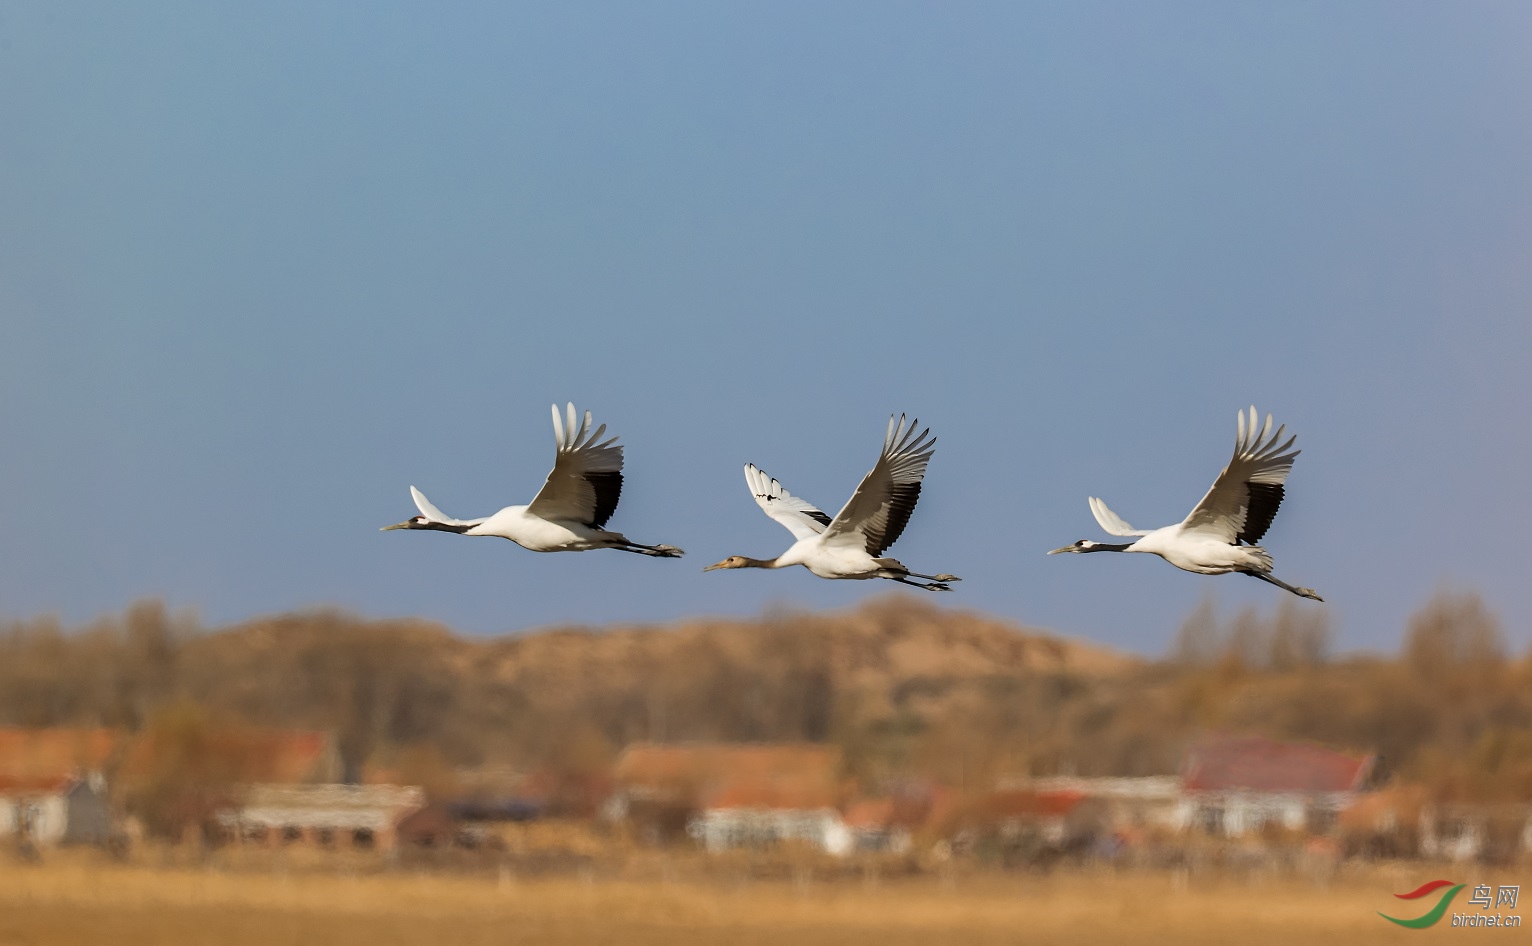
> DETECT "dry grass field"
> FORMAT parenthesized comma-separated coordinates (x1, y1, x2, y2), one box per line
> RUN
(3, 852, 1521, 946)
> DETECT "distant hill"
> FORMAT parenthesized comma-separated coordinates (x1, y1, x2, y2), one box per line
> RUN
(4, 591, 1524, 805)
(469, 595, 1135, 706)
(178, 596, 1136, 784)
(0, 596, 1131, 785)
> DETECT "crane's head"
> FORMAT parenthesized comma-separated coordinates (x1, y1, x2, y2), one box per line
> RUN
(381, 515, 432, 531)
(704, 555, 781, 571)
(382, 515, 474, 534)
(1047, 539, 1121, 554)
(703, 556, 752, 571)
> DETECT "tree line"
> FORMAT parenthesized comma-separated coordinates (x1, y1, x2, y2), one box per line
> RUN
(0, 591, 1527, 835)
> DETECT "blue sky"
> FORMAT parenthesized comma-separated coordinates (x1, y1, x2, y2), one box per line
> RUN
(1, 3, 1528, 654)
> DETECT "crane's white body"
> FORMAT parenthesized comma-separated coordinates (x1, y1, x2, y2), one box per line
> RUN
(1049, 407, 1320, 601)
(705, 415, 958, 591)
(766, 533, 905, 581)
(1113, 527, 1273, 575)
(383, 404, 682, 558)
(464, 504, 620, 552)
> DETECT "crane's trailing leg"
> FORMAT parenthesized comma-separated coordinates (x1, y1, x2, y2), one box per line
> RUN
(891, 576, 954, 592)
(905, 570, 961, 583)
(612, 543, 684, 557)
(1243, 570, 1323, 602)
(873, 559, 957, 586)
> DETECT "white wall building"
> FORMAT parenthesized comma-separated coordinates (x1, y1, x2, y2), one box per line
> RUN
(1180, 736, 1374, 838)
(689, 807, 852, 856)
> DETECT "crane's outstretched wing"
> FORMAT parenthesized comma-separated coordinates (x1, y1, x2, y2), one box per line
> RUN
(410, 486, 487, 527)
(744, 463, 831, 541)
(526, 403, 624, 528)
(1180, 406, 1300, 545)
(823, 414, 935, 556)
(1088, 496, 1151, 536)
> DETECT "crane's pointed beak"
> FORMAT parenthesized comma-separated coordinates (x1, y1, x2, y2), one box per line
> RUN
(1046, 545, 1076, 555)
(381, 521, 412, 531)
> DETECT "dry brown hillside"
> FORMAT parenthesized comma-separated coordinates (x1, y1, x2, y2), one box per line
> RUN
(0, 597, 1132, 790)
(185, 597, 1136, 784)
(4, 590, 1529, 828)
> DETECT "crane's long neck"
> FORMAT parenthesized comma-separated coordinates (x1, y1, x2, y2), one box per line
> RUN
(739, 556, 782, 569)
(1083, 542, 1134, 553)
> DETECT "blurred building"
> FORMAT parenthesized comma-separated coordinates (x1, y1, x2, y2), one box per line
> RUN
(440, 763, 544, 822)
(607, 743, 851, 854)
(0, 727, 121, 777)
(0, 727, 122, 847)
(1418, 802, 1532, 864)
(1007, 776, 1182, 832)
(395, 803, 466, 848)
(842, 798, 911, 853)
(1338, 784, 1428, 857)
(215, 783, 425, 851)
(119, 727, 342, 786)
(239, 730, 343, 783)
(1179, 735, 1374, 836)
(0, 773, 115, 846)
(689, 773, 852, 855)
(967, 788, 1089, 846)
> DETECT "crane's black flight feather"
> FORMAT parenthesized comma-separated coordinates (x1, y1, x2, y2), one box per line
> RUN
(869, 481, 922, 556)
(586, 471, 623, 529)
(1238, 481, 1284, 545)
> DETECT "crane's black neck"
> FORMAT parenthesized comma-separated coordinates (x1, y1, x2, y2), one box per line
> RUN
(1084, 542, 1134, 552)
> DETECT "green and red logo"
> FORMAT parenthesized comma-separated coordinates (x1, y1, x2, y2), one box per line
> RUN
(1380, 880, 1465, 929)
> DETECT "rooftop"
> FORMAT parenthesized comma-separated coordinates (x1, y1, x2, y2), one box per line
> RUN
(221, 783, 426, 831)
(0, 727, 120, 781)
(1182, 735, 1372, 794)
(616, 743, 843, 811)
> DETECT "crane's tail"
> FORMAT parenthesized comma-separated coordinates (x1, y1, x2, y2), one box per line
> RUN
(410, 486, 456, 522)
(1239, 546, 1274, 572)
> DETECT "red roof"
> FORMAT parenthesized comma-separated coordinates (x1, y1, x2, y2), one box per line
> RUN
(240, 730, 335, 782)
(0, 728, 120, 781)
(1182, 736, 1372, 794)
(843, 798, 897, 829)
(978, 789, 1085, 819)
(708, 780, 838, 811)
(0, 774, 77, 795)
(615, 743, 842, 811)
(119, 728, 337, 785)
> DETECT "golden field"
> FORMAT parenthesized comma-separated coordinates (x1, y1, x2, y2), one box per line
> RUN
(2, 852, 1522, 946)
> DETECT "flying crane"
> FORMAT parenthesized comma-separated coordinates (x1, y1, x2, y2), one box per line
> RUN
(705, 414, 959, 591)
(383, 403, 683, 558)
(1048, 406, 1322, 601)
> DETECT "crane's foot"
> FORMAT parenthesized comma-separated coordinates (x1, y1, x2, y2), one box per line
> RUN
(619, 543, 685, 557)
(934, 574, 961, 582)
(1244, 569, 1323, 603)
